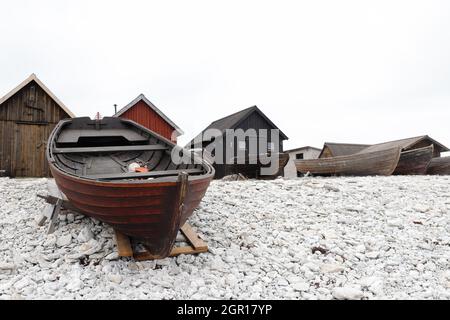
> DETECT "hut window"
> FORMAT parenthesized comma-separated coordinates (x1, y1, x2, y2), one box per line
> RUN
(238, 141, 246, 150)
(296, 153, 304, 160)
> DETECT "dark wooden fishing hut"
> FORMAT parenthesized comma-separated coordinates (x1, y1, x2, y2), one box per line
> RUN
(0, 74, 74, 177)
(187, 106, 289, 179)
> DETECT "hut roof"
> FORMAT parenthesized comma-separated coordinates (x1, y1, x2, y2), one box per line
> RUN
(0, 74, 75, 117)
(319, 142, 371, 158)
(285, 146, 321, 153)
(187, 105, 288, 147)
(360, 135, 449, 153)
(114, 94, 183, 135)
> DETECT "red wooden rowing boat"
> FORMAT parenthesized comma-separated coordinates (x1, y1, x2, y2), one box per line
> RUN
(47, 117, 214, 258)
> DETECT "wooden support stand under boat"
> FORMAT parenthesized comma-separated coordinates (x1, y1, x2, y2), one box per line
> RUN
(295, 147, 402, 176)
(115, 223, 208, 261)
(46, 117, 214, 259)
(426, 156, 450, 175)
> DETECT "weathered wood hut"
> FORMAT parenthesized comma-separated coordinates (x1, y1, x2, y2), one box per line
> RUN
(319, 136, 448, 159)
(114, 94, 183, 143)
(284, 146, 321, 178)
(187, 106, 289, 179)
(0, 74, 74, 177)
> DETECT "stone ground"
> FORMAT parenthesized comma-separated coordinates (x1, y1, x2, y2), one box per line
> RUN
(0, 176, 449, 299)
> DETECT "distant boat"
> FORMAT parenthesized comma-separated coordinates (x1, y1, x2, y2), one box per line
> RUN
(426, 156, 450, 175)
(294, 147, 402, 176)
(394, 145, 434, 175)
(47, 117, 214, 258)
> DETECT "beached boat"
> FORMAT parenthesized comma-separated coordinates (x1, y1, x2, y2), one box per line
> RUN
(294, 147, 401, 176)
(394, 145, 434, 175)
(426, 156, 450, 175)
(47, 117, 214, 258)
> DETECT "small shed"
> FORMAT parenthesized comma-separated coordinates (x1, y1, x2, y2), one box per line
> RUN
(187, 106, 289, 179)
(114, 94, 183, 143)
(0, 74, 74, 177)
(284, 146, 321, 178)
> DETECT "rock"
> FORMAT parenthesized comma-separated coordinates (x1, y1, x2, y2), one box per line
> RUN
(414, 205, 430, 213)
(79, 239, 102, 255)
(0, 263, 15, 273)
(320, 263, 345, 273)
(387, 219, 403, 228)
(292, 282, 309, 292)
(108, 274, 123, 284)
(333, 287, 364, 300)
(77, 226, 94, 243)
(14, 277, 31, 290)
(366, 251, 380, 259)
(441, 271, 450, 288)
(304, 262, 319, 272)
(56, 234, 72, 247)
(277, 278, 289, 286)
(104, 252, 119, 261)
(324, 184, 340, 192)
(66, 279, 83, 291)
(67, 213, 75, 223)
(246, 259, 257, 266)
(43, 234, 57, 247)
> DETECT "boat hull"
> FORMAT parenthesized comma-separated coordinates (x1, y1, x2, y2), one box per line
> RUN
(394, 145, 434, 175)
(50, 164, 213, 257)
(426, 156, 450, 175)
(294, 147, 401, 176)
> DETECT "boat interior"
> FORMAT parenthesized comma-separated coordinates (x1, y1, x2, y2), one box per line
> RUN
(50, 117, 210, 181)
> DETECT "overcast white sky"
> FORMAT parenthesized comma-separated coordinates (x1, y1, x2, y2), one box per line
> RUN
(1, 0, 449, 151)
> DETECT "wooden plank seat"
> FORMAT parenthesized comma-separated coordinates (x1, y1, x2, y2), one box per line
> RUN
(86, 168, 203, 180)
(53, 144, 168, 154)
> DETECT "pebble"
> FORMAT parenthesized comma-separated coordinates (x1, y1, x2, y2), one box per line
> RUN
(108, 274, 123, 284)
(77, 226, 94, 243)
(67, 213, 75, 223)
(332, 286, 364, 300)
(320, 263, 345, 273)
(56, 234, 72, 247)
(292, 282, 310, 291)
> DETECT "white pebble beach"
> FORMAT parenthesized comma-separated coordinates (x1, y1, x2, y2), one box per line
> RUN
(0, 176, 449, 300)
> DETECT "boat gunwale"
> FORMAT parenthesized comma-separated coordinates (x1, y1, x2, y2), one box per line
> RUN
(47, 118, 215, 186)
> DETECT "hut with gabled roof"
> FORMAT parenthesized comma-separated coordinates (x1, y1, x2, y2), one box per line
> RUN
(114, 94, 183, 143)
(0, 74, 74, 177)
(187, 105, 289, 179)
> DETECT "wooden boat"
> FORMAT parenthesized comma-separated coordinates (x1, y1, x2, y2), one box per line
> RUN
(294, 147, 401, 176)
(47, 117, 214, 258)
(394, 145, 434, 175)
(426, 156, 450, 175)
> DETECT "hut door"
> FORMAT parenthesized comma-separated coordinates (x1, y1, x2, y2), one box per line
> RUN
(14, 124, 48, 177)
